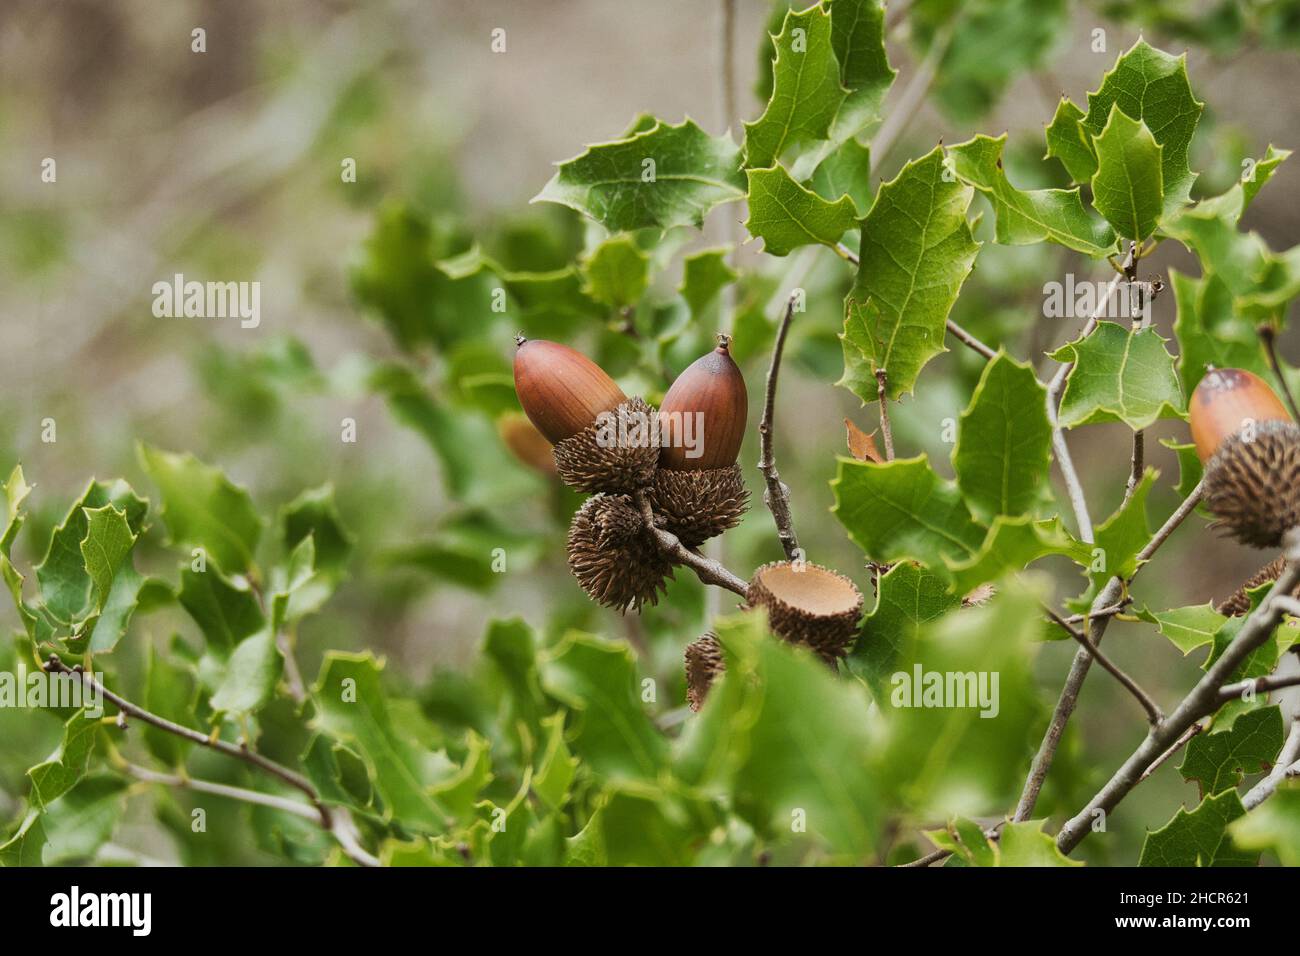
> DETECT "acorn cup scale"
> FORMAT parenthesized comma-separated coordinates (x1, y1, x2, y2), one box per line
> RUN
(1190, 368, 1300, 549)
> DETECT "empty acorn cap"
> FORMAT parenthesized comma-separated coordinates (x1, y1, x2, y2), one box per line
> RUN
(1203, 419, 1300, 549)
(646, 463, 749, 547)
(566, 494, 672, 613)
(747, 561, 864, 664)
(684, 632, 725, 711)
(552, 397, 660, 494)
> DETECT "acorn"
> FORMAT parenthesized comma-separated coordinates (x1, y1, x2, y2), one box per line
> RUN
(648, 335, 750, 544)
(566, 494, 672, 613)
(513, 335, 658, 493)
(1190, 368, 1300, 549)
(497, 412, 556, 475)
(746, 561, 864, 665)
(1216, 557, 1294, 616)
(684, 632, 724, 711)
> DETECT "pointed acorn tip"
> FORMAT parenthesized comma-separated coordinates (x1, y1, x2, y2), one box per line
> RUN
(715, 332, 732, 352)
(515, 332, 527, 348)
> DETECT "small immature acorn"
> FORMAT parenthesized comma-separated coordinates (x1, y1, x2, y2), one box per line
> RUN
(746, 561, 864, 665)
(649, 335, 750, 544)
(497, 412, 556, 475)
(684, 632, 724, 711)
(566, 494, 672, 613)
(513, 336, 658, 493)
(1190, 367, 1300, 548)
(1216, 557, 1293, 616)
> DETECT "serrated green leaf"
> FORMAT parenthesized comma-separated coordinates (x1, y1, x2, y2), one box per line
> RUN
(533, 712, 578, 813)
(429, 731, 493, 822)
(1169, 269, 1267, 397)
(313, 653, 449, 832)
(1135, 603, 1224, 657)
(534, 119, 745, 232)
(1050, 322, 1185, 429)
(1229, 784, 1300, 866)
(789, 0, 895, 180)
(1, 465, 30, 553)
(138, 445, 262, 575)
(35, 479, 148, 626)
(1090, 107, 1164, 242)
(1241, 145, 1291, 208)
(678, 246, 738, 318)
(1080, 39, 1204, 213)
(580, 235, 649, 309)
(676, 611, 882, 859)
(952, 352, 1053, 521)
(944, 516, 1090, 596)
(1091, 468, 1157, 589)
(930, 817, 1080, 867)
(280, 484, 353, 582)
(208, 628, 281, 718)
(810, 136, 872, 213)
(745, 164, 858, 255)
(847, 561, 960, 698)
(1180, 706, 1283, 796)
(949, 134, 1115, 255)
(27, 709, 98, 808)
(841, 149, 979, 400)
(1044, 97, 1096, 183)
(177, 563, 265, 655)
(539, 632, 666, 782)
(79, 505, 136, 615)
(832, 455, 984, 570)
(42, 775, 128, 865)
(745, 5, 846, 170)
(1139, 789, 1255, 866)
(0, 811, 46, 867)
(1160, 437, 1206, 504)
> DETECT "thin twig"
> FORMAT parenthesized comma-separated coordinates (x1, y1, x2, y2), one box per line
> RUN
(47, 656, 318, 804)
(123, 762, 321, 822)
(1259, 324, 1300, 424)
(875, 369, 895, 460)
(636, 492, 749, 597)
(1243, 714, 1300, 810)
(757, 295, 801, 559)
(1218, 672, 1300, 702)
(1062, 600, 1130, 626)
(1056, 537, 1300, 854)
(945, 319, 997, 360)
(1043, 607, 1163, 725)
(1138, 722, 1204, 783)
(1014, 479, 1205, 822)
(45, 655, 379, 867)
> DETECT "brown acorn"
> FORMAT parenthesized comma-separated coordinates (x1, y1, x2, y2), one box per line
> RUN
(1190, 368, 1300, 549)
(746, 561, 864, 665)
(514, 336, 659, 494)
(1216, 557, 1299, 616)
(497, 412, 556, 475)
(514, 336, 626, 443)
(649, 335, 750, 544)
(658, 334, 748, 471)
(684, 632, 725, 711)
(566, 494, 672, 613)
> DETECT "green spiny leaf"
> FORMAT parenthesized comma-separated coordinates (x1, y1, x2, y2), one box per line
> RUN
(745, 164, 858, 255)
(1090, 107, 1164, 242)
(1050, 322, 1185, 429)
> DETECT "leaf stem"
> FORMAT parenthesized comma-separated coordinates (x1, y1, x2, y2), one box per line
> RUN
(1258, 324, 1300, 424)
(875, 369, 895, 460)
(757, 294, 802, 560)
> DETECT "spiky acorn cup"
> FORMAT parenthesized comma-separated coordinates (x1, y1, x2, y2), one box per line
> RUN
(746, 561, 864, 666)
(513, 336, 658, 494)
(684, 632, 724, 711)
(1216, 557, 1300, 616)
(1190, 368, 1300, 548)
(566, 494, 673, 613)
(649, 335, 750, 545)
